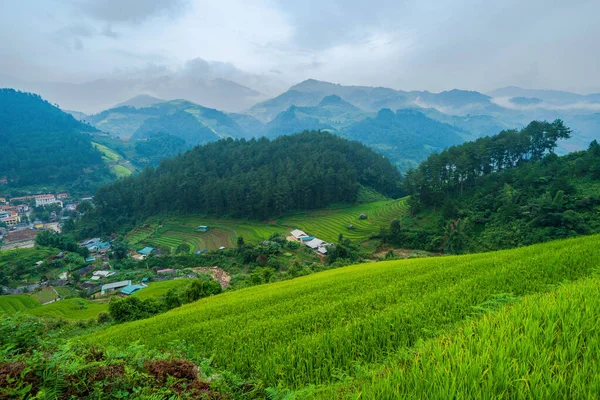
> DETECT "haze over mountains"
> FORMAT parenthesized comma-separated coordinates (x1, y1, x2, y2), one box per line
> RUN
(48, 78, 599, 171)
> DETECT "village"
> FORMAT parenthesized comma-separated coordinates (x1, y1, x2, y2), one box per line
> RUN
(0, 192, 88, 250)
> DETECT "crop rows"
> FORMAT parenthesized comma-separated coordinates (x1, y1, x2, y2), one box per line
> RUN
(86, 234, 600, 390)
(0, 295, 40, 314)
(281, 198, 409, 242)
(25, 298, 108, 320)
(322, 275, 600, 398)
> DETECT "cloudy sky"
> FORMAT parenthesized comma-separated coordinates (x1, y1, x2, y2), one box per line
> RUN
(1, 0, 599, 95)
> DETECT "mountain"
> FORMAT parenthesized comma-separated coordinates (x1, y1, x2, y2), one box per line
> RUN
(0, 74, 266, 114)
(0, 89, 110, 190)
(91, 131, 403, 232)
(83, 100, 250, 143)
(115, 95, 164, 108)
(264, 95, 365, 138)
(342, 109, 468, 171)
(488, 86, 600, 104)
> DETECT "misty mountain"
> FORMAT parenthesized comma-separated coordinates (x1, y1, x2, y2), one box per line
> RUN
(488, 86, 600, 105)
(82, 100, 251, 142)
(342, 109, 468, 171)
(0, 74, 267, 114)
(250, 79, 509, 121)
(115, 95, 164, 108)
(265, 95, 365, 137)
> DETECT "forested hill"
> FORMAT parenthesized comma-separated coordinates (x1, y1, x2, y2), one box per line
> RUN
(92, 131, 403, 231)
(0, 89, 109, 190)
(388, 119, 600, 253)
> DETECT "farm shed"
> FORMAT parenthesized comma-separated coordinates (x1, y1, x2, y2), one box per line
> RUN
(120, 284, 145, 295)
(101, 280, 131, 295)
(198, 226, 210, 232)
(138, 247, 155, 255)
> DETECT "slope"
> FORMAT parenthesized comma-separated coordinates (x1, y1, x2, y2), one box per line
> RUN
(342, 108, 468, 170)
(0, 89, 110, 190)
(85, 233, 600, 390)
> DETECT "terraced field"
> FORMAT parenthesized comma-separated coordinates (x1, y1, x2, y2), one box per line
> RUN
(0, 295, 40, 315)
(129, 198, 410, 253)
(25, 298, 108, 320)
(281, 198, 409, 242)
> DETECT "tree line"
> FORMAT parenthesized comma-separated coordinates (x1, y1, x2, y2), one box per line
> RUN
(404, 120, 572, 208)
(90, 131, 403, 234)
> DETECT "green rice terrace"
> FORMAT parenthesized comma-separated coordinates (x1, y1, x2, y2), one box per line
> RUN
(0, 294, 41, 314)
(126, 198, 410, 252)
(85, 234, 600, 397)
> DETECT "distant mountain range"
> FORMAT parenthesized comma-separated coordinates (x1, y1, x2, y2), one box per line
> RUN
(4, 78, 600, 182)
(0, 74, 267, 114)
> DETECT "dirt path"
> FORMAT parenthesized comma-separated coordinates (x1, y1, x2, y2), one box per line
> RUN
(189, 267, 231, 289)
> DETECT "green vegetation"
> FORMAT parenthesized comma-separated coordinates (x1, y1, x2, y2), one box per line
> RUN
(125, 198, 409, 253)
(0, 295, 40, 314)
(397, 120, 600, 253)
(31, 287, 59, 304)
(110, 164, 132, 178)
(25, 298, 108, 320)
(0, 89, 110, 191)
(318, 275, 600, 398)
(0, 246, 60, 285)
(133, 279, 191, 299)
(85, 234, 600, 391)
(89, 131, 403, 235)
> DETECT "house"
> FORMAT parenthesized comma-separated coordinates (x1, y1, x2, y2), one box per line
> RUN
(49, 279, 71, 287)
(93, 270, 115, 278)
(1, 216, 19, 227)
(291, 229, 309, 240)
(56, 193, 69, 199)
(35, 194, 62, 208)
(120, 284, 145, 296)
(304, 238, 329, 249)
(101, 280, 131, 295)
(138, 247, 154, 256)
(198, 225, 209, 232)
(317, 246, 328, 255)
(85, 256, 96, 262)
(0, 197, 6, 204)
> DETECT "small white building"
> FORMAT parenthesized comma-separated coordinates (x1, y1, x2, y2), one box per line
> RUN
(304, 238, 328, 249)
(101, 280, 131, 295)
(93, 271, 115, 278)
(290, 229, 309, 240)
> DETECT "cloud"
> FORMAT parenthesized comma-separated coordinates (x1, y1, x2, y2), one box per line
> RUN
(69, 0, 191, 24)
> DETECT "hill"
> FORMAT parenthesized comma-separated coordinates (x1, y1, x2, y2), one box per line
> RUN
(398, 119, 600, 253)
(115, 94, 164, 108)
(83, 100, 250, 143)
(89, 131, 403, 234)
(85, 233, 600, 395)
(342, 108, 469, 170)
(0, 89, 110, 190)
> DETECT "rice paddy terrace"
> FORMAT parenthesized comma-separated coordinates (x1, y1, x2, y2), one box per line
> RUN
(86, 234, 600, 396)
(126, 198, 409, 253)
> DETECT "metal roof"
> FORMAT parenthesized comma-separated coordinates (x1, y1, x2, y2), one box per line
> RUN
(120, 284, 145, 295)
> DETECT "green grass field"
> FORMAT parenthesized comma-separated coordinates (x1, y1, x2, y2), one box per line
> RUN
(129, 198, 409, 253)
(84, 234, 600, 393)
(110, 164, 132, 178)
(25, 298, 108, 320)
(317, 275, 600, 399)
(92, 142, 122, 163)
(133, 279, 190, 300)
(0, 295, 40, 314)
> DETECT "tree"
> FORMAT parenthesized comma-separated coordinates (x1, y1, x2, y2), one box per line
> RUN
(111, 236, 129, 260)
(175, 243, 191, 255)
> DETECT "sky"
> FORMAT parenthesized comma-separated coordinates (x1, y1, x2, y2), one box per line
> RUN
(1, 0, 599, 95)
